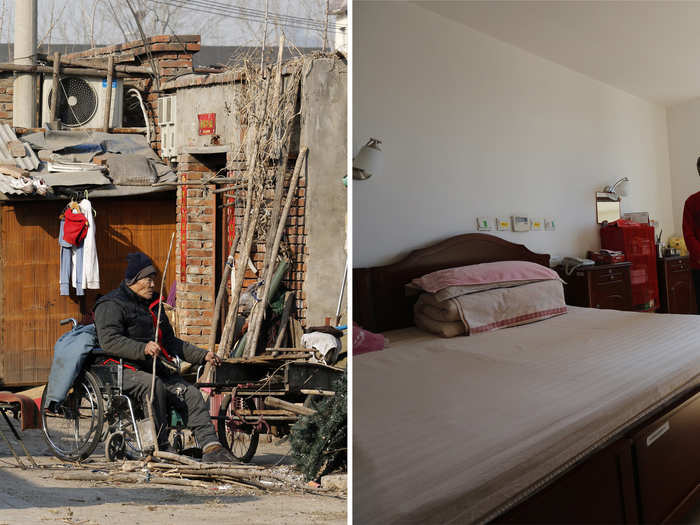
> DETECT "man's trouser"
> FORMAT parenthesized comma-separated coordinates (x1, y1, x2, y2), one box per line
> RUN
(120, 368, 218, 449)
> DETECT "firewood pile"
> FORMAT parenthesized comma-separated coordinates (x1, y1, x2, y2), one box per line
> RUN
(51, 450, 328, 494)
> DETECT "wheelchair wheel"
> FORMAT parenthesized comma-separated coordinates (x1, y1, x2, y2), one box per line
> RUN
(105, 432, 126, 461)
(105, 395, 146, 460)
(217, 393, 259, 463)
(41, 370, 104, 461)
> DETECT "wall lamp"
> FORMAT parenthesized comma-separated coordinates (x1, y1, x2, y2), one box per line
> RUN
(603, 177, 630, 200)
(353, 137, 383, 180)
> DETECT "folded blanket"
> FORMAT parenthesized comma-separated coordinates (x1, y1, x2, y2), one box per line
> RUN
(414, 309, 466, 338)
(415, 293, 462, 322)
(453, 279, 567, 334)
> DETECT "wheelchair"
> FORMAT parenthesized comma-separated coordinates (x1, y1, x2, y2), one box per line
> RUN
(40, 319, 195, 462)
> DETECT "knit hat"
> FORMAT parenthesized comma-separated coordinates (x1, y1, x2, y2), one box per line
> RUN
(125, 253, 156, 285)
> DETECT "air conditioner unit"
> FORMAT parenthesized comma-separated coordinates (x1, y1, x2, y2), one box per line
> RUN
(158, 95, 177, 158)
(41, 76, 123, 129)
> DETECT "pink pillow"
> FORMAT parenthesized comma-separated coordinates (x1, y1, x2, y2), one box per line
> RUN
(411, 260, 558, 294)
(353, 323, 387, 355)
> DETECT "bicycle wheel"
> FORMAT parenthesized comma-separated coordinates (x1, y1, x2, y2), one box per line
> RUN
(217, 393, 259, 463)
(41, 370, 104, 461)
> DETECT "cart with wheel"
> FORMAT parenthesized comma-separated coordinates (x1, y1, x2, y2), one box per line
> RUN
(200, 357, 344, 463)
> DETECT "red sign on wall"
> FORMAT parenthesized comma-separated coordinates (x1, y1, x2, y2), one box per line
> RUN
(198, 113, 216, 135)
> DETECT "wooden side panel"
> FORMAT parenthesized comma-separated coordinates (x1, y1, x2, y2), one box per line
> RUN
(633, 390, 700, 523)
(0, 195, 175, 387)
(495, 439, 636, 524)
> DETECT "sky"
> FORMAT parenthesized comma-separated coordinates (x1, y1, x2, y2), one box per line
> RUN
(0, 0, 337, 49)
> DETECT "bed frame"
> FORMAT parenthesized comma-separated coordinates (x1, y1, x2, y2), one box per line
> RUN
(353, 233, 549, 333)
(353, 233, 700, 523)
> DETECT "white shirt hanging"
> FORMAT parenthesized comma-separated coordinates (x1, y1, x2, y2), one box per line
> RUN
(78, 198, 99, 289)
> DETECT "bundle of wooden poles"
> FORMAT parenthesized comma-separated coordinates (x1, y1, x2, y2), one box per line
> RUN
(53, 450, 314, 493)
(192, 37, 307, 390)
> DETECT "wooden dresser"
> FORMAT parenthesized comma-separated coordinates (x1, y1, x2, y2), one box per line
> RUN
(556, 262, 632, 310)
(657, 256, 694, 314)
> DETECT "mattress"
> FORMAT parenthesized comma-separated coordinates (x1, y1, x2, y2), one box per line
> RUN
(353, 307, 700, 524)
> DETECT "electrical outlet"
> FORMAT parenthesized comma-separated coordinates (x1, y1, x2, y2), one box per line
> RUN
(476, 217, 493, 231)
(545, 218, 556, 231)
(496, 217, 510, 231)
(531, 218, 544, 231)
(512, 216, 530, 232)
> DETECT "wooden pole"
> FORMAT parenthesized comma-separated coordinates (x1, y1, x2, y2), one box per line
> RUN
(148, 232, 175, 452)
(49, 52, 60, 123)
(205, 220, 242, 356)
(102, 55, 114, 133)
(216, 69, 272, 354)
(220, 190, 262, 353)
(45, 54, 154, 74)
(264, 396, 316, 416)
(242, 39, 291, 359)
(244, 147, 307, 358)
(0, 62, 133, 78)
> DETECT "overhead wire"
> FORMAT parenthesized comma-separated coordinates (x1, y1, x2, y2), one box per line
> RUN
(147, 0, 337, 33)
(200, 0, 336, 29)
(173, 0, 337, 30)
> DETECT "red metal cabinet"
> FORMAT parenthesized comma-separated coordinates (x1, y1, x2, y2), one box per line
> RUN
(600, 221, 659, 310)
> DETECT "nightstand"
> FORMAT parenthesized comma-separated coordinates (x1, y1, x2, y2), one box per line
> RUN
(556, 262, 632, 310)
(657, 256, 694, 314)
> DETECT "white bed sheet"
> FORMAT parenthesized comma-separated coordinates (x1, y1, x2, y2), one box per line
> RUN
(353, 307, 700, 524)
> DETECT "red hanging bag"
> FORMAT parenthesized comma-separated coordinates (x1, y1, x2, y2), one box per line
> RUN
(62, 207, 89, 246)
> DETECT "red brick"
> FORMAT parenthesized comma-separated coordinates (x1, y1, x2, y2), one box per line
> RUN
(159, 60, 192, 68)
(183, 318, 211, 327)
(187, 249, 212, 258)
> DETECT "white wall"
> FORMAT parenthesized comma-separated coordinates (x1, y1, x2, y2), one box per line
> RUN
(353, 1, 675, 267)
(667, 99, 700, 241)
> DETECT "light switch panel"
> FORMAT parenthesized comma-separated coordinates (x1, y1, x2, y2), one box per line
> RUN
(512, 216, 530, 232)
(496, 217, 510, 231)
(545, 218, 556, 231)
(476, 217, 492, 231)
(531, 218, 544, 231)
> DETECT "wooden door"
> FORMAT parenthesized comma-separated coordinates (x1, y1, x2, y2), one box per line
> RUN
(0, 193, 175, 387)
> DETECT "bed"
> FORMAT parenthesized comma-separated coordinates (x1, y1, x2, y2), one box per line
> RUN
(353, 233, 700, 524)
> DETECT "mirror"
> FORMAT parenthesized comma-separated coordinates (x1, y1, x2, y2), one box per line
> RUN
(596, 192, 621, 223)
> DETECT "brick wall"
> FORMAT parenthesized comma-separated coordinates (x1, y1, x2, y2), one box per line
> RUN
(0, 75, 12, 124)
(174, 150, 308, 347)
(174, 154, 216, 347)
(230, 154, 308, 326)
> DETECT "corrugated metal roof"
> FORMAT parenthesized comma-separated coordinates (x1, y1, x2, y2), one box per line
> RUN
(0, 124, 39, 171)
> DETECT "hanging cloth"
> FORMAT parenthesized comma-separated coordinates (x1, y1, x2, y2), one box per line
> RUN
(78, 198, 99, 289)
(59, 219, 81, 296)
(59, 205, 84, 296)
(62, 205, 88, 246)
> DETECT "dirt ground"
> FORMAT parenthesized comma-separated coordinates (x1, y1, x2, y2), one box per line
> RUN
(0, 423, 347, 525)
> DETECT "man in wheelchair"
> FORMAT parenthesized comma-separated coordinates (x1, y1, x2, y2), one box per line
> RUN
(94, 252, 236, 463)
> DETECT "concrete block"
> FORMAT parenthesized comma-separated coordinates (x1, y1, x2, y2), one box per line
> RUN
(320, 473, 347, 491)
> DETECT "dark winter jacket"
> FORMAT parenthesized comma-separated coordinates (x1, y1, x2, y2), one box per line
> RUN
(94, 280, 207, 374)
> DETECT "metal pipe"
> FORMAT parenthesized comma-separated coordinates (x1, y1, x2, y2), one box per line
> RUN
(13, 0, 37, 128)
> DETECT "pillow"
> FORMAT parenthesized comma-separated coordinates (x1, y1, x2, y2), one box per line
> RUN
(452, 279, 567, 334)
(414, 310, 466, 338)
(433, 279, 561, 303)
(415, 293, 461, 322)
(411, 260, 559, 294)
(353, 323, 387, 355)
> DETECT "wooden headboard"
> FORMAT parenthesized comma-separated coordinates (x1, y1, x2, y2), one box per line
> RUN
(353, 233, 550, 332)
